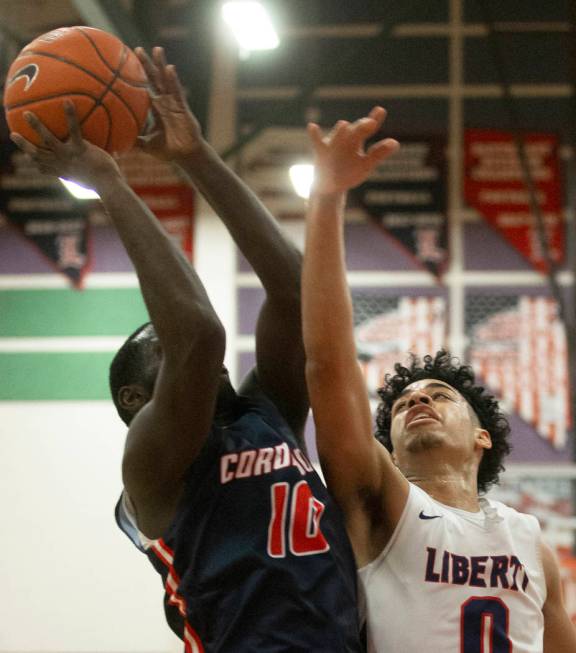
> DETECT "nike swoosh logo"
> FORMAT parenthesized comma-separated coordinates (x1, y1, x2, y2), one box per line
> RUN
(8, 63, 39, 92)
(419, 511, 442, 520)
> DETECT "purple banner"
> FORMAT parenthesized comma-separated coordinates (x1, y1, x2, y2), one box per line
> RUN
(0, 142, 91, 288)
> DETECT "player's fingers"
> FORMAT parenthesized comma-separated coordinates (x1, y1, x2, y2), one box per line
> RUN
(329, 120, 351, 145)
(134, 46, 148, 68)
(165, 65, 188, 105)
(351, 117, 380, 144)
(136, 46, 157, 75)
(9, 132, 39, 156)
(24, 111, 60, 148)
(344, 108, 388, 151)
(368, 106, 387, 129)
(153, 46, 168, 69)
(153, 46, 170, 88)
(63, 100, 82, 143)
(307, 122, 325, 149)
(10, 137, 57, 174)
(143, 99, 163, 129)
(137, 46, 163, 95)
(367, 137, 400, 165)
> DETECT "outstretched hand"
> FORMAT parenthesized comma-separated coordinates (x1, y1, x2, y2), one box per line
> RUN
(10, 101, 121, 189)
(135, 46, 203, 161)
(307, 106, 399, 195)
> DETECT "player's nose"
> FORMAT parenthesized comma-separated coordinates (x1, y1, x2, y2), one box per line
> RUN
(406, 390, 432, 407)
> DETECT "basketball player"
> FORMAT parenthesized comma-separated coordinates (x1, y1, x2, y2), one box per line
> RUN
(301, 107, 576, 651)
(10, 49, 363, 651)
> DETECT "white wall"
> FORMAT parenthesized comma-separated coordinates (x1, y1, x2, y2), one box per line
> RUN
(0, 401, 182, 652)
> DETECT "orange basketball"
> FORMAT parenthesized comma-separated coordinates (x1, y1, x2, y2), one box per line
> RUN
(3, 26, 150, 154)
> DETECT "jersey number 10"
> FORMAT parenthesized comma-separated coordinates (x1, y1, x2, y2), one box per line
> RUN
(267, 481, 330, 558)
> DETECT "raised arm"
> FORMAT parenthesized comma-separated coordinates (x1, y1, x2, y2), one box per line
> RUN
(303, 109, 408, 562)
(11, 104, 225, 538)
(135, 47, 308, 438)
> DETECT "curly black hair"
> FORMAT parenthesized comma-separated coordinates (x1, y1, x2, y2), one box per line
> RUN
(375, 349, 511, 494)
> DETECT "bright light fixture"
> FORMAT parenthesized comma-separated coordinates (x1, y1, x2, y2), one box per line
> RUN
(60, 178, 100, 200)
(222, 2, 279, 52)
(289, 163, 314, 199)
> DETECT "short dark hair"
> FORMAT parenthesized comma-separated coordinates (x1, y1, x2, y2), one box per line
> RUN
(374, 349, 511, 494)
(109, 322, 158, 425)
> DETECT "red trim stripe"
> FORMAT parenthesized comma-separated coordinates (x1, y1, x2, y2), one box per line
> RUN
(152, 539, 205, 653)
(152, 538, 174, 566)
(185, 623, 205, 653)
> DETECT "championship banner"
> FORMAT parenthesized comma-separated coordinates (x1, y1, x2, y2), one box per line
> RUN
(468, 295, 569, 448)
(0, 143, 91, 288)
(464, 129, 564, 273)
(353, 295, 446, 396)
(119, 152, 195, 259)
(349, 138, 448, 278)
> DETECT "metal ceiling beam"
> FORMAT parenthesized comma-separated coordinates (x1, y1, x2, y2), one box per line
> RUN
(71, 0, 150, 48)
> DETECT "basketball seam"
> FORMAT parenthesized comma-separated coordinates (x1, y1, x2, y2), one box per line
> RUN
(13, 50, 110, 96)
(5, 91, 112, 149)
(5, 90, 109, 110)
(8, 51, 145, 130)
(79, 44, 129, 151)
(76, 27, 149, 88)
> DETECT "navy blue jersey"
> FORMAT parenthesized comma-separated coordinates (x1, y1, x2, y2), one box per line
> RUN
(116, 392, 363, 652)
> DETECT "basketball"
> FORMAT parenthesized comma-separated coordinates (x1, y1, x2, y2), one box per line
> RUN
(3, 26, 150, 154)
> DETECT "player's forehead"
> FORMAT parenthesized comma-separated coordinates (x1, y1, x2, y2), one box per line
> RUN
(396, 378, 460, 399)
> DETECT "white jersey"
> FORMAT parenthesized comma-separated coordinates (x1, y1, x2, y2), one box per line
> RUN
(359, 483, 546, 653)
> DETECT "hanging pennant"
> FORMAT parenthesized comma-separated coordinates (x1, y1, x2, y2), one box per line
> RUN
(464, 129, 564, 273)
(349, 137, 448, 278)
(0, 142, 91, 288)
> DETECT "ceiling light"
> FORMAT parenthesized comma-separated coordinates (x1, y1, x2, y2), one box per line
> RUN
(289, 164, 314, 199)
(222, 2, 279, 52)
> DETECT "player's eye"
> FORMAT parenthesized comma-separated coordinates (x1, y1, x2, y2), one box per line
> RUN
(432, 392, 452, 401)
(393, 400, 407, 413)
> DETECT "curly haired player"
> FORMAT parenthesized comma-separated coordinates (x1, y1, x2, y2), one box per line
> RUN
(376, 349, 511, 494)
(301, 107, 576, 652)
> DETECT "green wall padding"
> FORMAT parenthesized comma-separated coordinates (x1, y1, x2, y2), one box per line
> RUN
(0, 352, 116, 399)
(0, 289, 149, 337)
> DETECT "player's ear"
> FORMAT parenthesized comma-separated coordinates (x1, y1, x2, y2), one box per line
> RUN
(474, 428, 492, 451)
(118, 384, 151, 414)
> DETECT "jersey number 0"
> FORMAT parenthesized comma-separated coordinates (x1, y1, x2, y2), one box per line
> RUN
(267, 481, 330, 557)
(461, 596, 511, 652)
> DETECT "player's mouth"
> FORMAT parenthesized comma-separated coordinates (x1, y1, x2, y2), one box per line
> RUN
(406, 406, 440, 426)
